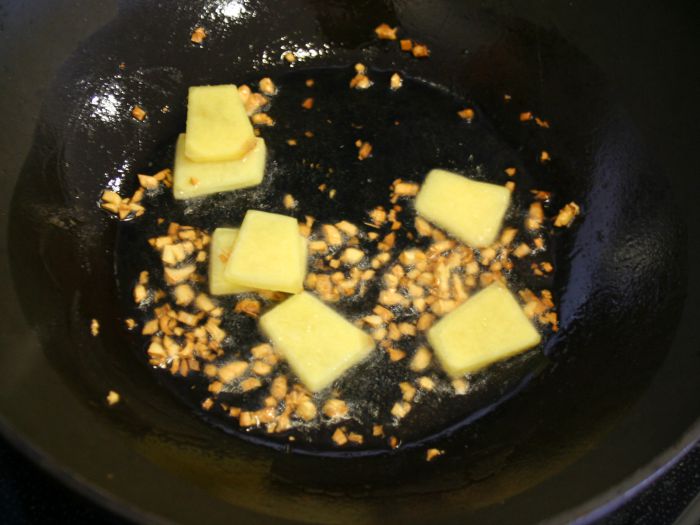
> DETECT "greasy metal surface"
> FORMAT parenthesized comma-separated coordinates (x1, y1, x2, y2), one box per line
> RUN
(0, 1, 698, 524)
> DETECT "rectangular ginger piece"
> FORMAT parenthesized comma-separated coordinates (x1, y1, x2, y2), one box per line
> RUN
(173, 134, 266, 199)
(260, 292, 375, 392)
(427, 283, 541, 377)
(185, 84, 256, 162)
(415, 169, 511, 248)
(224, 210, 307, 294)
(208, 228, 253, 295)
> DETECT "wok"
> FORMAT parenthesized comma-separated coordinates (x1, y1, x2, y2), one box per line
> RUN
(1, 0, 699, 523)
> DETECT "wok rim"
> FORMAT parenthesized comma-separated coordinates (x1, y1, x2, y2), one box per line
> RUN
(1, 410, 698, 524)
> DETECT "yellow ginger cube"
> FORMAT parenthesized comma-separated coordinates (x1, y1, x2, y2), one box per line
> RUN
(208, 228, 253, 295)
(173, 134, 266, 199)
(415, 169, 511, 248)
(185, 84, 255, 162)
(427, 283, 541, 377)
(260, 292, 375, 392)
(224, 210, 307, 294)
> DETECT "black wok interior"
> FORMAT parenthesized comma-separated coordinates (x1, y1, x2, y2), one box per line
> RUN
(111, 64, 565, 453)
(1, 1, 699, 524)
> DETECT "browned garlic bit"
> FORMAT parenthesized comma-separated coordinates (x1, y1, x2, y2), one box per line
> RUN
(391, 401, 411, 419)
(152, 168, 173, 188)
(375, 23, 398, 40)
(519, 110, 551, 129)
(519, 289, 558, 331)
(283, 51, 296, 63)
(100, 168, 171, 220)
(535, 117, 550, 128)
(90, 318, 100, 337)
(133, 273, 148, 304)
(234, 298, 261, 318)
(341, 247, 364, 265)
(252, 361, 272, 376)
(218, 361, 247, 382)
(251, 113, 275, 126)
(367, 206, 387, 229)
(332, 427, 348, 446)
(283, 194, 297, 209)
(425, 448, 444, 461)
(350, 67, 373, 90)
(452, 378, 469, 395)
(322, 224, 342, 246)
(399, 382, 416, 402)
(101, 189, 144, 220)
(99, 190, 122, 214)
(347, 432, 364, 444)
(531, 190, 552, 202)
(457, 108, 475, 122)
(106, 390, 120, 406)
(400, 39, 413, 52)
(526, 202, 544, 231)
(554, 202, 580, 227)
(350, 62, 373, 89)
(295, 400, 318, 423)
(356, 140, 373, 160)
(241, 377, 262, 392)
(410, 346, 432, 372)
(237, 83, 251, 102)
(336, 220, 359, 237)
(417, 376, 435, 391)
(137, 173, 159, 190)
(270, 375, 288, 400)
(258, 77, 277, 96)
(322, 399, 349, 419)
(390, 73, 403, 90)
(240, 88, 269, 116)
(411, 44, 430, 58)
(173, 284, 195, 306)
(190, 27, 207, 43)
(131, 105, 147, 121)
(513, 243, 531, 258)
(164, 264, 196, 285)
(390, 179, 419, 203)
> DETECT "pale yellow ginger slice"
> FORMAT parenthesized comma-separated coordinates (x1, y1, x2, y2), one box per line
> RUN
(428, 282, 541, 377)
(260, 292, 374, 392)
(415, 169, 511, 248)
(173, 134, 266, 199)
(185, 84, 256, 162)
(224, 210, 306, 294)
(208, 228, 253, 295)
